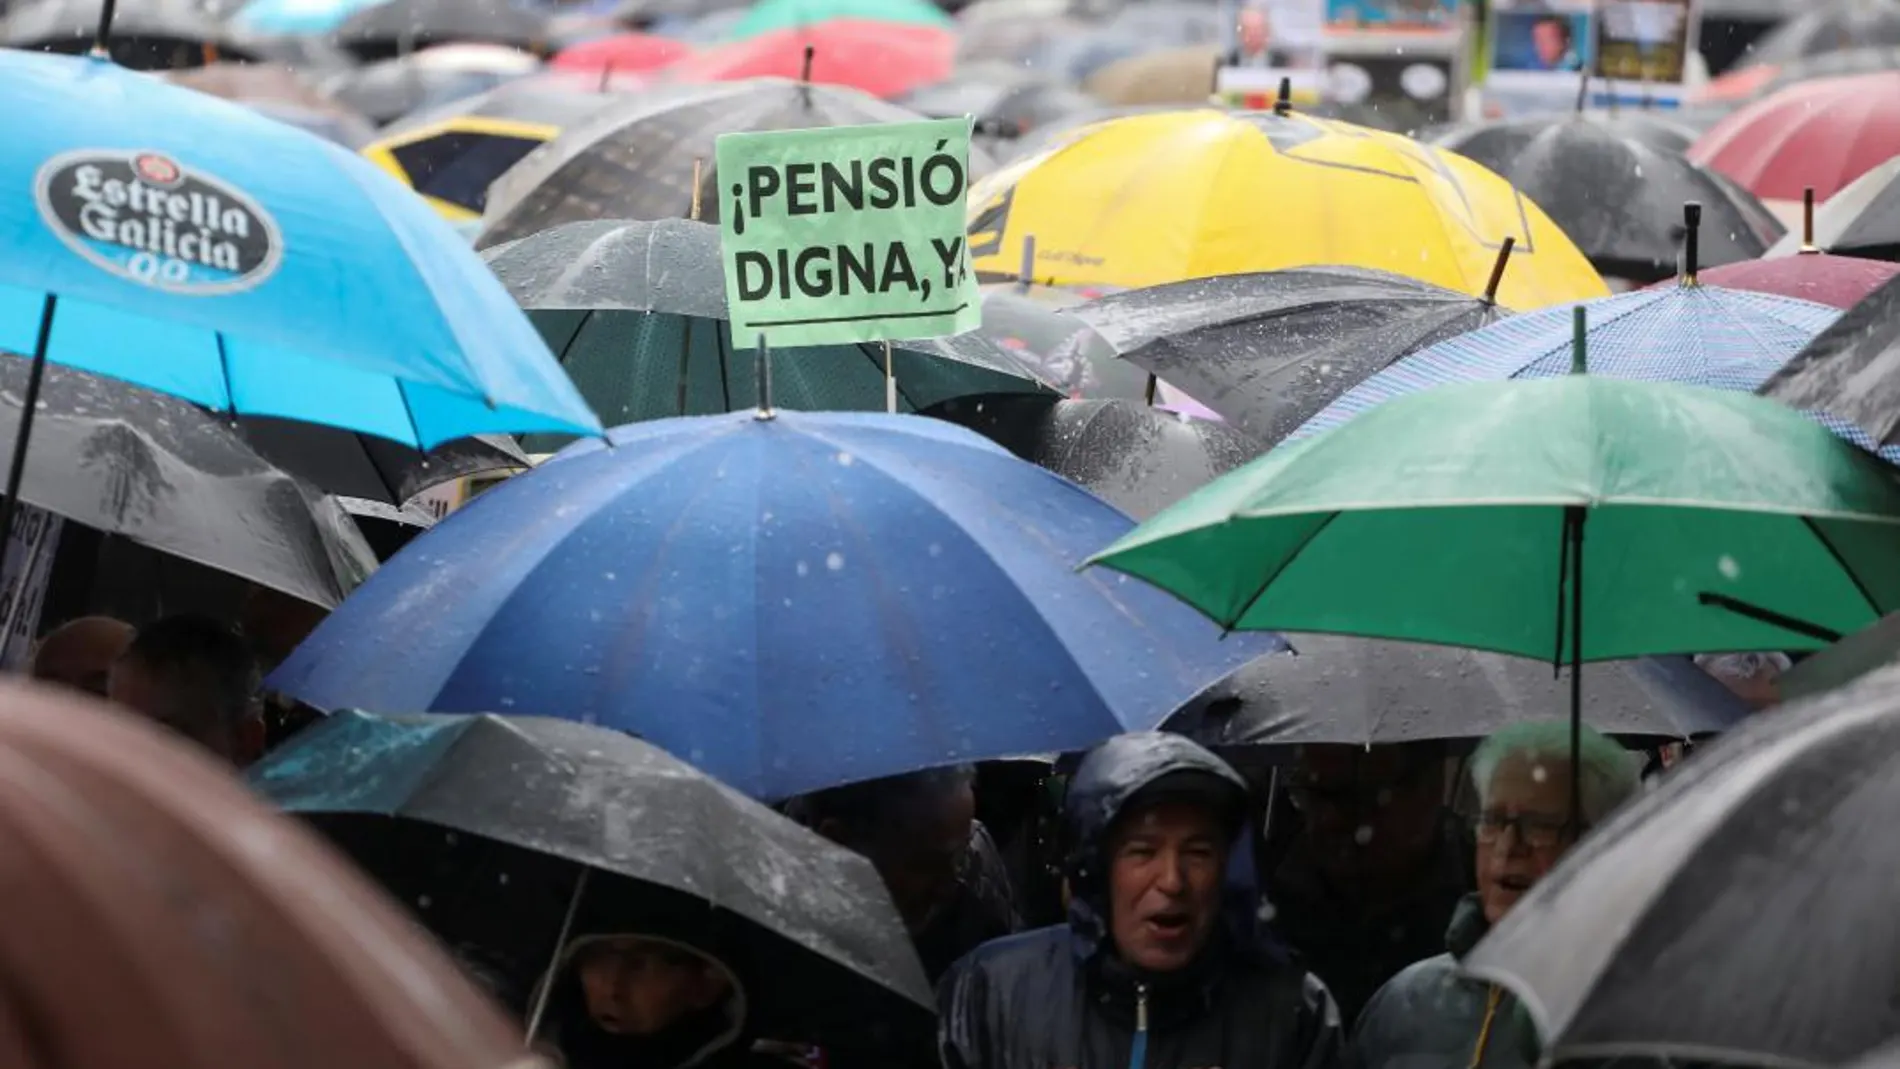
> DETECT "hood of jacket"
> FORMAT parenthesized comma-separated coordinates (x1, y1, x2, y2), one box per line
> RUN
(530, 932, 749, 1069)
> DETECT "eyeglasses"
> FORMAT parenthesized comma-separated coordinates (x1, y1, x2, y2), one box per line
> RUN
(1472, 811, 1574, 849)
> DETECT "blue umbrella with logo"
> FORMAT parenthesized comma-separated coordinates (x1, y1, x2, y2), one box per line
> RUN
(267, 406, 1280, 801)
(0, 36, 600, 554)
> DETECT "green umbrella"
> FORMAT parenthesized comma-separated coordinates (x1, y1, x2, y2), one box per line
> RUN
(728, 0, 952, 39)
(1087, 354, 1900, 662)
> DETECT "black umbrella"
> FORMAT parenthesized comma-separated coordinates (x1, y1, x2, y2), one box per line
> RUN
(236, 419, 525, 504)
(923, 393, 1260, 519)
(1430, 109, 1697, 160)
(483, 218, 1050, 440)
(1767, 155, 1900, 261)
(1164, 635, 1749, 750)
(249, 710, 936, 1055)
(320, 57, 530, 125)
(337, 496, 439, 561)
(333, 0, 552, 61)
(1434, 114, 1782, 282)
(475, 81, 990, 247)
(976, 289, 1149, 400)
(0, 360, 374, 607)
(1746, 0, 1900, 67)
(1068, 265, 1512, 446)
(1760, 272, 1900, 447)
(1461, 661, 1900, 1068)
(1, 0, 261, 68)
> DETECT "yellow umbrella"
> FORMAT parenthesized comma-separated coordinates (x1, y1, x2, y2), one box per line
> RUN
(362, 82, 618, 222)
(966, 108, 1608, 311)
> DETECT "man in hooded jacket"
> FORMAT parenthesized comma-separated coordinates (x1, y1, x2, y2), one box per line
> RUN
(937, 732, 1345, 1069)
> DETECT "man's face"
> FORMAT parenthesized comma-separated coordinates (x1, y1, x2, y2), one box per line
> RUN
(1238, 9, 1269, 52)
(1473, 753, 1577, 924)
(108, 659, 236, 760)
(1533, 20, 1568, 66)
(575, 940, 728, 1036)
(860, 784, 974, 932)
(31, 620, 132, 698)
(1288, 745, 1444, 883)
(1107, 800, 1226, 973)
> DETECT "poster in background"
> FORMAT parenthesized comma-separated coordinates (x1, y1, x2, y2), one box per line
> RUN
(0, 505, 62, 670)
(1483, 0, 1698, 115)
(715, 118, 982, 349)
(1325, 0, 1462, 33)
(1216, 0, 1326, 106)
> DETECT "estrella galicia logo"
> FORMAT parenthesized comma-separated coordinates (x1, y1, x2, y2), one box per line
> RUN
(34, 149, 284, 295)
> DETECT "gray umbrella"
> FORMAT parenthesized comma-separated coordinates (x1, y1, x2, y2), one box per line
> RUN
(483, 218, 1052, 440)
(1165, 635, 1749, 750)
(1760, 272, 1900, 446)
(2, 0, 260, 67)
(1747, 0, 1900, 67)
(1432, 115, 1782, 282)
(1430, 110, 1697, 159)
(1462, 660, 1900, 1068)
(924, 394, 1262, 519)
(476, 80, 994, 248)
(332, 0, 552, 61)
(235, 419, 525, 505)
(250, 710, 935, 1053)
(0, 359, 375, 607)
(1766, 154, 1900, 261)
(1070, 266, 1512, 446)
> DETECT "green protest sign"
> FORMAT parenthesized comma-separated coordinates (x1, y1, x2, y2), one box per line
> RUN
(715, 117, 981, 349)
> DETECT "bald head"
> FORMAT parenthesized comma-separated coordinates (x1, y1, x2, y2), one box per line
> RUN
(32, 617, 135, 698)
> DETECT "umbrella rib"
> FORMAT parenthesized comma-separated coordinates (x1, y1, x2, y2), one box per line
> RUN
(1801, 515, 1886, 618)
(1218, 511, 1339, 632)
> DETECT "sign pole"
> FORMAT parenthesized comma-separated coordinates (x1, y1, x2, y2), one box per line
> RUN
(677, 158, 704, 416)
(755, 334, 775, 420)
(882, 339, 896, 414)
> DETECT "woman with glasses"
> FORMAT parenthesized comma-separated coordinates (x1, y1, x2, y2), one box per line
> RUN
(1348, 721, 1640, 1069)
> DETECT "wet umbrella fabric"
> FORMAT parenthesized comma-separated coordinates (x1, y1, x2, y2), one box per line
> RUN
(1461, 660, 1900, 1068)
(332, 0, 552, 60)
(235, 420, 525, 504)
(249, 710, 934, 1050)
(267, 411, 1277, 801)
(1766, 155, 1900, 262)
(1291, 285, 1842, 446)
(662, 21, 956, 99)
(975, 289, 1148, 400)
(1164, 635, 1750, 749)
(1745, 0, 1900, 69)
(1087, 374, 1900, 660)
(484, 219, 1050, 437)
(549, 31, 692, 73)
(320, 53, 535, 124)
(0, 0, 260, 68)
(1762, 273, 1900, 451)
(1689, 72, 1900, 206)
(1437, 116, 1782, 282)
(922, 394, 1263, 519)
(1653, 255, 1900, 308)
(475, 79, 949, 246)
(1071, 268, 1511, 446)
(1429, 111, 1696, 157)
(0, 359, 375, 607)
(0, 50, 601, 449)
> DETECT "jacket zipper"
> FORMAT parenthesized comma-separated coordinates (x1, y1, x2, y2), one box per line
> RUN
(1129, 983, 1149, 1069)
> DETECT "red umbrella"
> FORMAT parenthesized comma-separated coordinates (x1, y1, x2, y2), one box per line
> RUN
(665, 21, 954, 98)
(551, 31, 692, 75)
(1690, 71, 1900, 206)
(1645, 255, 1899, 307)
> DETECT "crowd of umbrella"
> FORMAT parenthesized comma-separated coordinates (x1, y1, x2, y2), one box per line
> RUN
(10, 0, 1900, 1063)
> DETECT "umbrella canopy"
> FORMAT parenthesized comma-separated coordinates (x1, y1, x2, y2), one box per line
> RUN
(1087, 374, 1900, 660)
(728, 0, 952, 38)
(1430, 111, 1697, 157)
(236, 419, 525, 504)
(922, 393, 1263, 519)
(975, 288, 1148, 399)
(1701, 45, 1900, 108)
(1165, 636, 1750, 749)
(0, 682, 532, 1069)
(1462, 660, 1900, 1068)
(1436, 115, 1782, 282)
(965, 108, 1608, 311)
(160, 63, 379, 148)
(900, 63, 1098, 136)
(320, 54, 534, 125)
(549, 30, 693, 74)
(1762, 273, 1900, 452)
(475, 79, 963, 244)
(1070, 266, 1512, 446)
(1, 0, 260, 69)
(363, 83, 624, 220)
(250, 710, 935, 1052)
(1689, 72, 1900, 207)
(1081, 44, 1220, 105)
(0, 50, 601, 449)
(665, 22, 956, 98)
(0, 358, 376, 606)
(268, 410, 1277, 801)
(332, 0, 554, 61)
(230, 0, 383, 35)
(1654, 254, 1900, 308)
(1744, 0, 1900, 69)
(1291, 285, 1842, 447)
(484, 218, 1050, 436)
(1765, 154, 1900, 261)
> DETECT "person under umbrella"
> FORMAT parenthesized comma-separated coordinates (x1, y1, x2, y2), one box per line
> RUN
(108, 613, 265, 767)
(28, 615, 132, 698)
(1352, 721, 1640, 1069)
(938, 732, 1344, 1069)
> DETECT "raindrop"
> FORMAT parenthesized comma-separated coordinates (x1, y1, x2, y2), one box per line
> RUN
(836, 451, 855, 467)
(1717, 555, 1740, 580)
(604, 571, 617, 581)
(417, 894, 433, 909)
(1531, 763, 1549, 783)
(1353, 825, 1374, 846)
(499, 696, 516, 708)
(927, 542, 943, 557)
(826, 551, 844, 571)
(796, 560, 810, 577)
(498, 873, 509, 885)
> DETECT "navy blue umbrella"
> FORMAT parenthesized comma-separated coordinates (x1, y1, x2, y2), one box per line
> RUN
(268, 409, 1277, 799)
